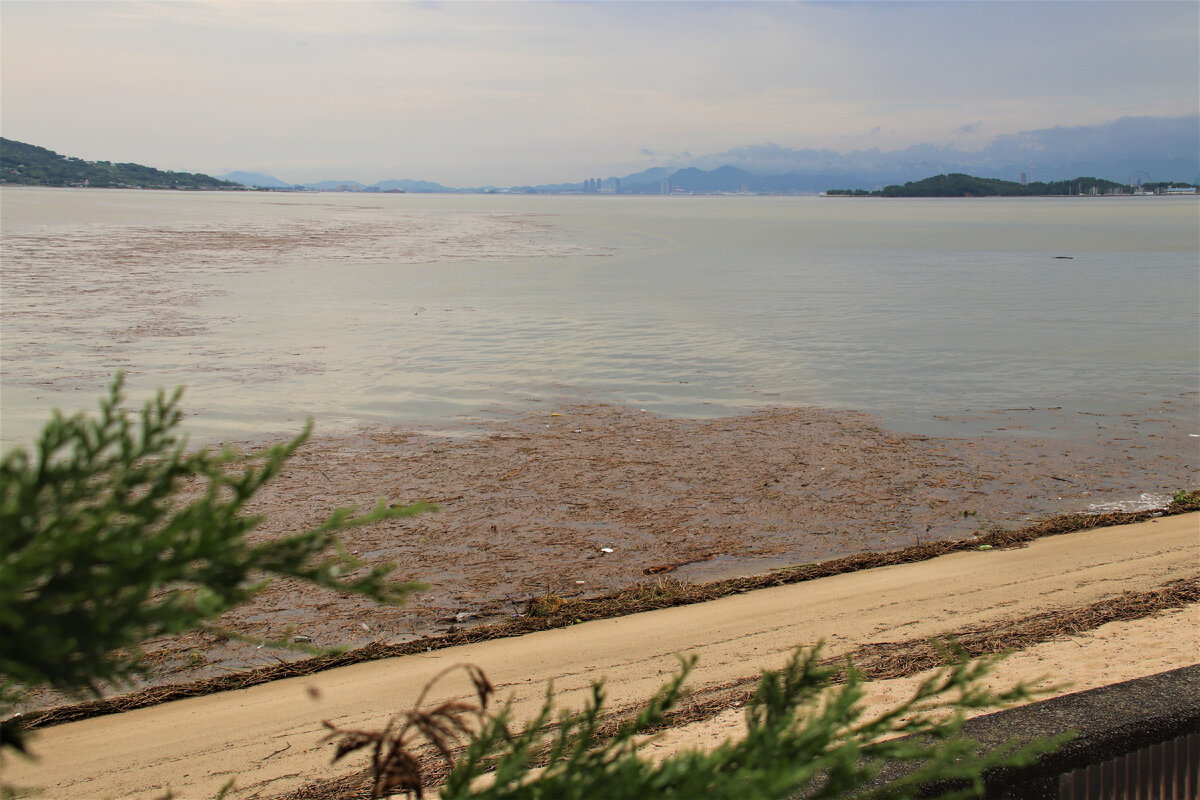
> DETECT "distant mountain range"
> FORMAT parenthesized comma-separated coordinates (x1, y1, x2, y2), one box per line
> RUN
(6, 113, 1197, 197)
(685, 116, 1200, 188)
(218, 171, 293, 189)
(217, 172, 464, 193)
(218, 165, 862, 195)
(220, 115, 1199, 196)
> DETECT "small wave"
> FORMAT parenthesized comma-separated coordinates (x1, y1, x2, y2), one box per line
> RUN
(1086, 492, 1172, 514)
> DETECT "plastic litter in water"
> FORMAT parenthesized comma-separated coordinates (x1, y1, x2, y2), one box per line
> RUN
(1085, 492, 1172, 514)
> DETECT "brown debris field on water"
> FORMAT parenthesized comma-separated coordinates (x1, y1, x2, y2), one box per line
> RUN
(197, 403, 1192, 679)
(23, 419, 1195, 734)
(21, 401, 1197, 707)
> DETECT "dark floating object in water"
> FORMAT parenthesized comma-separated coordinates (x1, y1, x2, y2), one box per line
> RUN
(1054, 256, 1075, 259)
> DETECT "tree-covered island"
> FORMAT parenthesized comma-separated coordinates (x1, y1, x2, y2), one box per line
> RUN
(0, 138, 241, 190)
(826, 172, 1197, 197)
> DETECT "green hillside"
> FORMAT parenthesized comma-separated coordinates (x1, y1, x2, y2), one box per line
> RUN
(882, 173, 1127, 197)
(826, 173, 1167, 197)
(0, 138, 241, 190)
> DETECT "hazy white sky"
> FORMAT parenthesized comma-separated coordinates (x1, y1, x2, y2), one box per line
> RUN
(2, 1, 1197, 185)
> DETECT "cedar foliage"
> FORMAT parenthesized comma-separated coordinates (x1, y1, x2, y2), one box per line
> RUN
(322, 647, 1060, 800)
(0, 375, 428, 753)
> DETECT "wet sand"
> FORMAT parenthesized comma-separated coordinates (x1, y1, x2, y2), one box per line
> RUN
(102, 400, 1197, 691)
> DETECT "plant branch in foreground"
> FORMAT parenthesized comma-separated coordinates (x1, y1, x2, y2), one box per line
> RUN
(0, 375, 429, 754)
(326, 645, 1063, 800)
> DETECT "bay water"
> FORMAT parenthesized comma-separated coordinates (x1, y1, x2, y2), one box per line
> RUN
(2, 187, 1197, 451)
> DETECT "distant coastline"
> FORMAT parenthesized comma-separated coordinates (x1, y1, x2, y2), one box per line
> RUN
(4, 137, 1198, 198)
(824, 172, 1197, 198)
(0, 138, 241, 191)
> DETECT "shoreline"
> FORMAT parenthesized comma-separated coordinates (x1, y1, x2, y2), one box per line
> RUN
(16, 401, 1196, 710)
(9, 512, 1198, 800)
(23, 493, 1199, 732)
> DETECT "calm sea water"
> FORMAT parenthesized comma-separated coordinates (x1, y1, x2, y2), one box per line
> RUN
(2, 187, 1197, 448)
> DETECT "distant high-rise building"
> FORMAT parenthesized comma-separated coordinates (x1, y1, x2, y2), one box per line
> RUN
(1020, 172, 1027, 186)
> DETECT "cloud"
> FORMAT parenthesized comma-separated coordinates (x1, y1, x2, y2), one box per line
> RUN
(2, 2, 1195, 185)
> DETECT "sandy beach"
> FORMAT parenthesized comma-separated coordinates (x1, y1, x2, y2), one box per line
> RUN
(7, 512, 1197, 799)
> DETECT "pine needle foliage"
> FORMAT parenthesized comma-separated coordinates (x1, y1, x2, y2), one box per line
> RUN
(0, 375, 429, 752)
(423, 646, 1062, 800)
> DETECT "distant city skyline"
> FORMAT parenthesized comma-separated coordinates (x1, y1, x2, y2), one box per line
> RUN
(2, 2, 1197, 187)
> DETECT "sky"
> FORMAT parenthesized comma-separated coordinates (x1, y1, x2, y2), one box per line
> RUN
(2, 1, 1197, 186)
